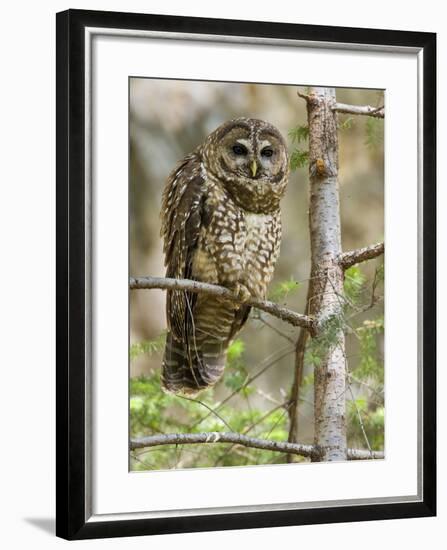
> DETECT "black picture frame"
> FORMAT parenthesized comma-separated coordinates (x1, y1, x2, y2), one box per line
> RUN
(56, 9, 436, 540)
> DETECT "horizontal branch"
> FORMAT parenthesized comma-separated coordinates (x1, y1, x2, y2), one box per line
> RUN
(333, 102, 384, 118)
(130, 432, 384, 461)
(130, 276, 314, 331)
(339, 242, 384, 270)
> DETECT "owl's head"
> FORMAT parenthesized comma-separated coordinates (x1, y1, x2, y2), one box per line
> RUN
(202, 118, 289, 213)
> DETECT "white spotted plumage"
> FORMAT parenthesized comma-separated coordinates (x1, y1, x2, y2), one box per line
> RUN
(160, 118, 289, 394)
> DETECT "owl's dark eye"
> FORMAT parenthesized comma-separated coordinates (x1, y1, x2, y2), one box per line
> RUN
(261, 147, 274, 157)
(232, 144, 248, 155)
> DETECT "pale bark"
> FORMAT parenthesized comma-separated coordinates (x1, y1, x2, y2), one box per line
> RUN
(287, 91, 385, 462)
(339, 242, 384, 269)
(300, 87, 347, 462)
(333, 103, 384, 119)
(130, 432, 384, 460)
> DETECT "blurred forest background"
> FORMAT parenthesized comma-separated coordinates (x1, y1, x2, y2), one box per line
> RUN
(129, 79, 384, 471)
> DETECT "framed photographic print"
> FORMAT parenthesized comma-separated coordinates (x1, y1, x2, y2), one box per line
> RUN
(56, 9, 436, 540)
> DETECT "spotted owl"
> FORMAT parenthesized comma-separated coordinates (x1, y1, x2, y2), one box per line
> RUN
(160, 117, 289, 395)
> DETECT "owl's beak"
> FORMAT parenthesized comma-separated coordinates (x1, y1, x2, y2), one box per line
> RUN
(250, 159, 258, 178)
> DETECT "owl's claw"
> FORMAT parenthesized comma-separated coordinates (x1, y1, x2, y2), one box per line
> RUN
(221, 282, 252, 305)
(234, 283, 252, 304)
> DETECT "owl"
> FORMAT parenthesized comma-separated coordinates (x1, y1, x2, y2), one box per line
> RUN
(160, 117, 289, 395)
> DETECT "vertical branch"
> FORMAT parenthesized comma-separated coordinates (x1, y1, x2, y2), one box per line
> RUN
(302, 87, 347, 462)
(287, 327, 308, 462)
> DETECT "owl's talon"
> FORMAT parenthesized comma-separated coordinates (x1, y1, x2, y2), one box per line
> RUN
(234, 283, 252, 304)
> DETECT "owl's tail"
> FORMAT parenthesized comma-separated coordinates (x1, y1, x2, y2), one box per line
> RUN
(161, 293, 250, 395)
(161, 331, 228, 395)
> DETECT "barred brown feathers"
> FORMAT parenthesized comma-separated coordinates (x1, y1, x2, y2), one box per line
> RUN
(160, 118, 289, 395)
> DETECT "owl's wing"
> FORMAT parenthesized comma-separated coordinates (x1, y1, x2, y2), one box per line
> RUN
(161, 153, 207, 340)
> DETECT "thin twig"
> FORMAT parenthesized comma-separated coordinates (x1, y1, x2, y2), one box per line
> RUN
(332, 103, 385, 118)
(130, 453, 155, 470)
(255, 388, 282, 406)
(191, 346, 294, 430)
(347, 265, 384, 320)
(130, 276, 315, 331)
(130, 432, 384, 460)
(347, 383, 373, 456)
(255, 312, 296, 344)
(347, 372, 384, 396)
(243, 400, 291, 435)
(339, 242, 384, 270)
(178, 395, 234, 431)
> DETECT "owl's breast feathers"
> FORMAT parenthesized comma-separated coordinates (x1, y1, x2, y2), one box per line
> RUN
(194, 176, 282, 299)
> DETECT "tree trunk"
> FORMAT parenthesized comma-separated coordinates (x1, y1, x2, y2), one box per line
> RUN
(292, 87, 347, 462)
